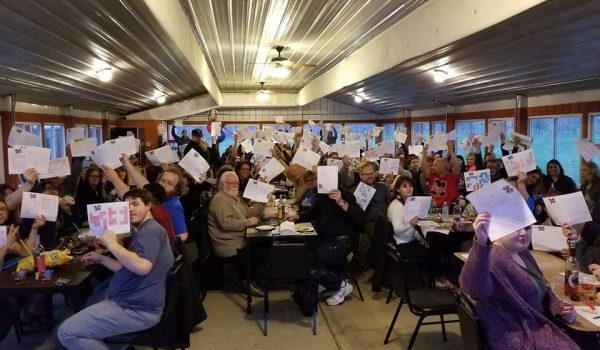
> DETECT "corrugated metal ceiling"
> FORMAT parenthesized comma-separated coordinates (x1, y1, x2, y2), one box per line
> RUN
(328, 0, 600, 114)
(180, 0, 427, 93)
(0, 0, 206, 114)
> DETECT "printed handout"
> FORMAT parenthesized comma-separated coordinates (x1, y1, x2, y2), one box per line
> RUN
(7, 125, 40, 147)
(211, 122, 222, 137)
(354, 182, 376, 211)
(21, 192, 59, 222)
(317, 166, 338, 194)
(326, 158, 344, 170)
(543, 192, 592, 226)
(291, 146, 321, 170)
(8, 145, 51, 174)
(575, 139, 600, 161)
(145, 145, 179, 166)
(243, 179, 274, 203)
(531, 225, 568, 252)
(69, 137, 97, 157)
(258, 158, 285, 183)
(408, 145, 423, 156)
(178, 148, 210, 182)
(39, 157, 71, 179)
(87, 202, 131, 235)
(379, 158, 400, 175)
(66, 127, 85, 144)
(90, 143, 122, 169)
(106, 136, 137, 156)
(253, 139, 275, 156)
(464, 169, 491, 192)
(501, 149, 536, 177)
(466, 179, 536, 241)
(375, 141, 395, 157)
(403, 196, 432, 221)
(395, 130, 408, 144)
(426, 133, 448, 152)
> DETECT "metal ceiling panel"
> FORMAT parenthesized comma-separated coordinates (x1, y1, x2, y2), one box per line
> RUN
(0, 0, 206, 114)
(328, 0, 600, 114)
(180, 0, 427, 93)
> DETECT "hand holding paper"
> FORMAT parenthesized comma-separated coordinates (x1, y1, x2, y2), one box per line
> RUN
(317, 166, 338, 194)
(403, 196, 432, 221)
(243, 179, 274, 203)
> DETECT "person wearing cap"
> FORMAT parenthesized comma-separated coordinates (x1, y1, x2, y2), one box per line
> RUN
(183, 128, 209, 161)
(171, 126, 190, 147)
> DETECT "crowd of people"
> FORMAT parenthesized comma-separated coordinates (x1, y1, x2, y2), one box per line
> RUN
(0, 123, 599, 348)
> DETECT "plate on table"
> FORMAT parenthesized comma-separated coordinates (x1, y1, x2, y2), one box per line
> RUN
(256, 225, 275, 231)
(296, 225, 314, 233)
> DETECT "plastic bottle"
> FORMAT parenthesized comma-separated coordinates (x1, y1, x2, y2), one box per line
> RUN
(564, 240, 580, 301)
(277, 194, 285, 224)
(452, 204, 462, 230)
(441, 202, 449, 220)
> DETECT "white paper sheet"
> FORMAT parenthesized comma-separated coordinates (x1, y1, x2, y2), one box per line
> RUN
(178, 148, 210, 182)
(39, 157, 71, 179)
(447, 129, 457, 141)
(7, 126, 40, 147)
(87, 202, 131, 235)
(354, 182, 376, 211)
(531, 225, 568, 252)
(0, 226, 6, 248)
(301, 133, 315, 149)
(395, 130, 408, 144)
(291, 146, 321, 170)
(403, 196, 432, 221)
(543, 192, 592, 226)
(240, 139, 254, 153)
(466, 179, 536, 241)
(375, 141, 395, 157)
(243, 179, 274, 203)
(372, 126, 383, 137)
(501, 149, 536, 177)
(575, 139, 600, 161)
(20, 192, 59, 222)
(106, 136, 137, 156)
(8, 146, 51, 174)
(364, 150, 379, 162)
(464, 169, 491, 192)
(250, 153, 269, 166)
(263, 125, 275, 141)
(308, 119, 316, 127)
(327, 158, 344, 170)
(379, 157, 400, 175)
(253, 138, 274, 156)
(69, 138, 97, 157)
(343, 133, 360, 141)
(237, 125, 251, 140)
(488, 122, 503, 141)
(426, 133, 448, 152)
(408, 145, 423, 156)
(66, 127, 85, 144)
(258, 158, 285, 183)
(319, 141, 331, 154)
(317, 166, 338, 194)
(90, 143, 122, 169)
(512, 132, 532, 146)
(211, 122, 222, 137)
(575, 307, 600, 327)
(459, 136, 472, 152)
(145, 145, 179, 166)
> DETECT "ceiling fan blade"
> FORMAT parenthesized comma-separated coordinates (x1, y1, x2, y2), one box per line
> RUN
(290, 63, 317, 68)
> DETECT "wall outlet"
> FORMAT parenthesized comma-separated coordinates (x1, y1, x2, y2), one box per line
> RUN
(146, 142, 150, 147)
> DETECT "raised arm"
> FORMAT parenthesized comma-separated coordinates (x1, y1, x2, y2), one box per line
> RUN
(419, 145, 431, 179)
(120, 154, 149, 188)
(171, 126, 182, 145)
(103, 166, 130, 199)
(6, 168, 37, 210)
(446, 141, 461, 175)
(458, 213, 494, 299)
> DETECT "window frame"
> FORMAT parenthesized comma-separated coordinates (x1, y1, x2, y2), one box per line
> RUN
(43, 123, 66, 159)
(454, 119, 486, 157)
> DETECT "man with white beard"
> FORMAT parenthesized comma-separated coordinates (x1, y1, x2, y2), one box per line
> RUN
(208, 171, 269, 295)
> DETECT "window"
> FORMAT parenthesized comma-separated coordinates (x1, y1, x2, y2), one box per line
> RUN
(14, 122, 42, 146)
(432, 121, 446, 135)
(530, 116, 581, 185)
(382, 123, 407, 143)
(455, 120, 485, 159)
(88, 125, 103, 145)
(219, 124, 259, 155)
(488, 118, 514, 158)
(411, 121, 430, 145)
(344, 123, 375, 149)
(43, 124, 66, 159)
(303, 124, 321, 139)
(590, 114, 600, 162)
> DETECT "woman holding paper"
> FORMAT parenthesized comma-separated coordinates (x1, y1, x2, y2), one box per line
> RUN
(460, 213, 587, 349)
(387, 176, 453, 289)
(76, 167, 107, 219)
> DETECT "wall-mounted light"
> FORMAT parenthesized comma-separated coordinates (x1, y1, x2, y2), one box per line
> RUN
(432, 69, 448, 83)
(354, 94, 364, 103)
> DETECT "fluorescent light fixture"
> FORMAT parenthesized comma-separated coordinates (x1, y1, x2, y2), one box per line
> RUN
(154, 90, 167, 104)
(354, 94, 364, 103)
(433, 69, 448, 83)
(256, 90, 270, 102)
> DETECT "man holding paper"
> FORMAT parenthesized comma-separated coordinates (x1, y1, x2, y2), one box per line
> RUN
(420, 142, 461, 208)
(58, 188, 174, 349)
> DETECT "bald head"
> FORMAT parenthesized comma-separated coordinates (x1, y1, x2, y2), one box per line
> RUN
(432, 158, 449, 176)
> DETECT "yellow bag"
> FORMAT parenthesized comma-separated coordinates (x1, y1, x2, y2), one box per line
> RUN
(16, 250, 73, 271)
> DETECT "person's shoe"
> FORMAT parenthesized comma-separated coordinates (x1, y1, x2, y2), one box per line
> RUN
(248, 282, 264, 297)
(326, 281, 353, 306)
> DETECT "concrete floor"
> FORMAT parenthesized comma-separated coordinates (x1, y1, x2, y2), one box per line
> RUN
(2, 270, 463, 350)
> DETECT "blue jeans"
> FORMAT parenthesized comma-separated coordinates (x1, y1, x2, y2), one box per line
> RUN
(57, 298, 161, 350)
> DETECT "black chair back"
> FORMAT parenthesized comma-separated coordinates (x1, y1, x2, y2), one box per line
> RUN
(456, 291, 484, 350)
(386, 246, 432, 304)
(268, 237, 311, 281)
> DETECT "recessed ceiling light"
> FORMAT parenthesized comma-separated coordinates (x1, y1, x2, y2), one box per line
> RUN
(433, 69, 448, 83)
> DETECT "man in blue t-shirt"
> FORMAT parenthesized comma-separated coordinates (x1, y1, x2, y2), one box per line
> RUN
(58, 189, 174, 349)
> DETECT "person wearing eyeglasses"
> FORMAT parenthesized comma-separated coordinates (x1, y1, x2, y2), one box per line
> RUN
(76, 167, 106, 220)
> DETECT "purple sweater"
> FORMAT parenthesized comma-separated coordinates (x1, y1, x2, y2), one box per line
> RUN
(459, 243, 581, 350)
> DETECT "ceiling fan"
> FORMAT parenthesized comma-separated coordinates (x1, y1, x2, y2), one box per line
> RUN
(251, 46, 317, 79)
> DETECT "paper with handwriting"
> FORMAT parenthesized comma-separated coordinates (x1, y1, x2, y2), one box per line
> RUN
(145, 145, 179, 166)
(327, 158, 343, 170)
(317, 166, 338, 194)
(20, 192, 59, 222)
(66, 127, 85, 144)
(253, 138, 274, 156)
(543, 192, 592, 226)
(8, 145, 51, 174)
(291, 146, 321, 170)
(403, 196, 432, 221)
(178, 148, 210, 182)
(39, 157, 71, 179)
(69, 138, 97, 157)
(105, 136, 137, 156)
(354, 182, 376, 211)
(379, 157, 400, 175)
(258, 158, 285, 183)
(408, 145, 423, 156)
(466, 179, 536, 241)
(375, 141, 395, 157)
(242, 179, 274, 203)
(531, 225, 567, 252)
(426, 133, 448, 152)
(90, 143, 122, 169)
(501, 149, 536, 177)
(395, 130, 408, 144)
